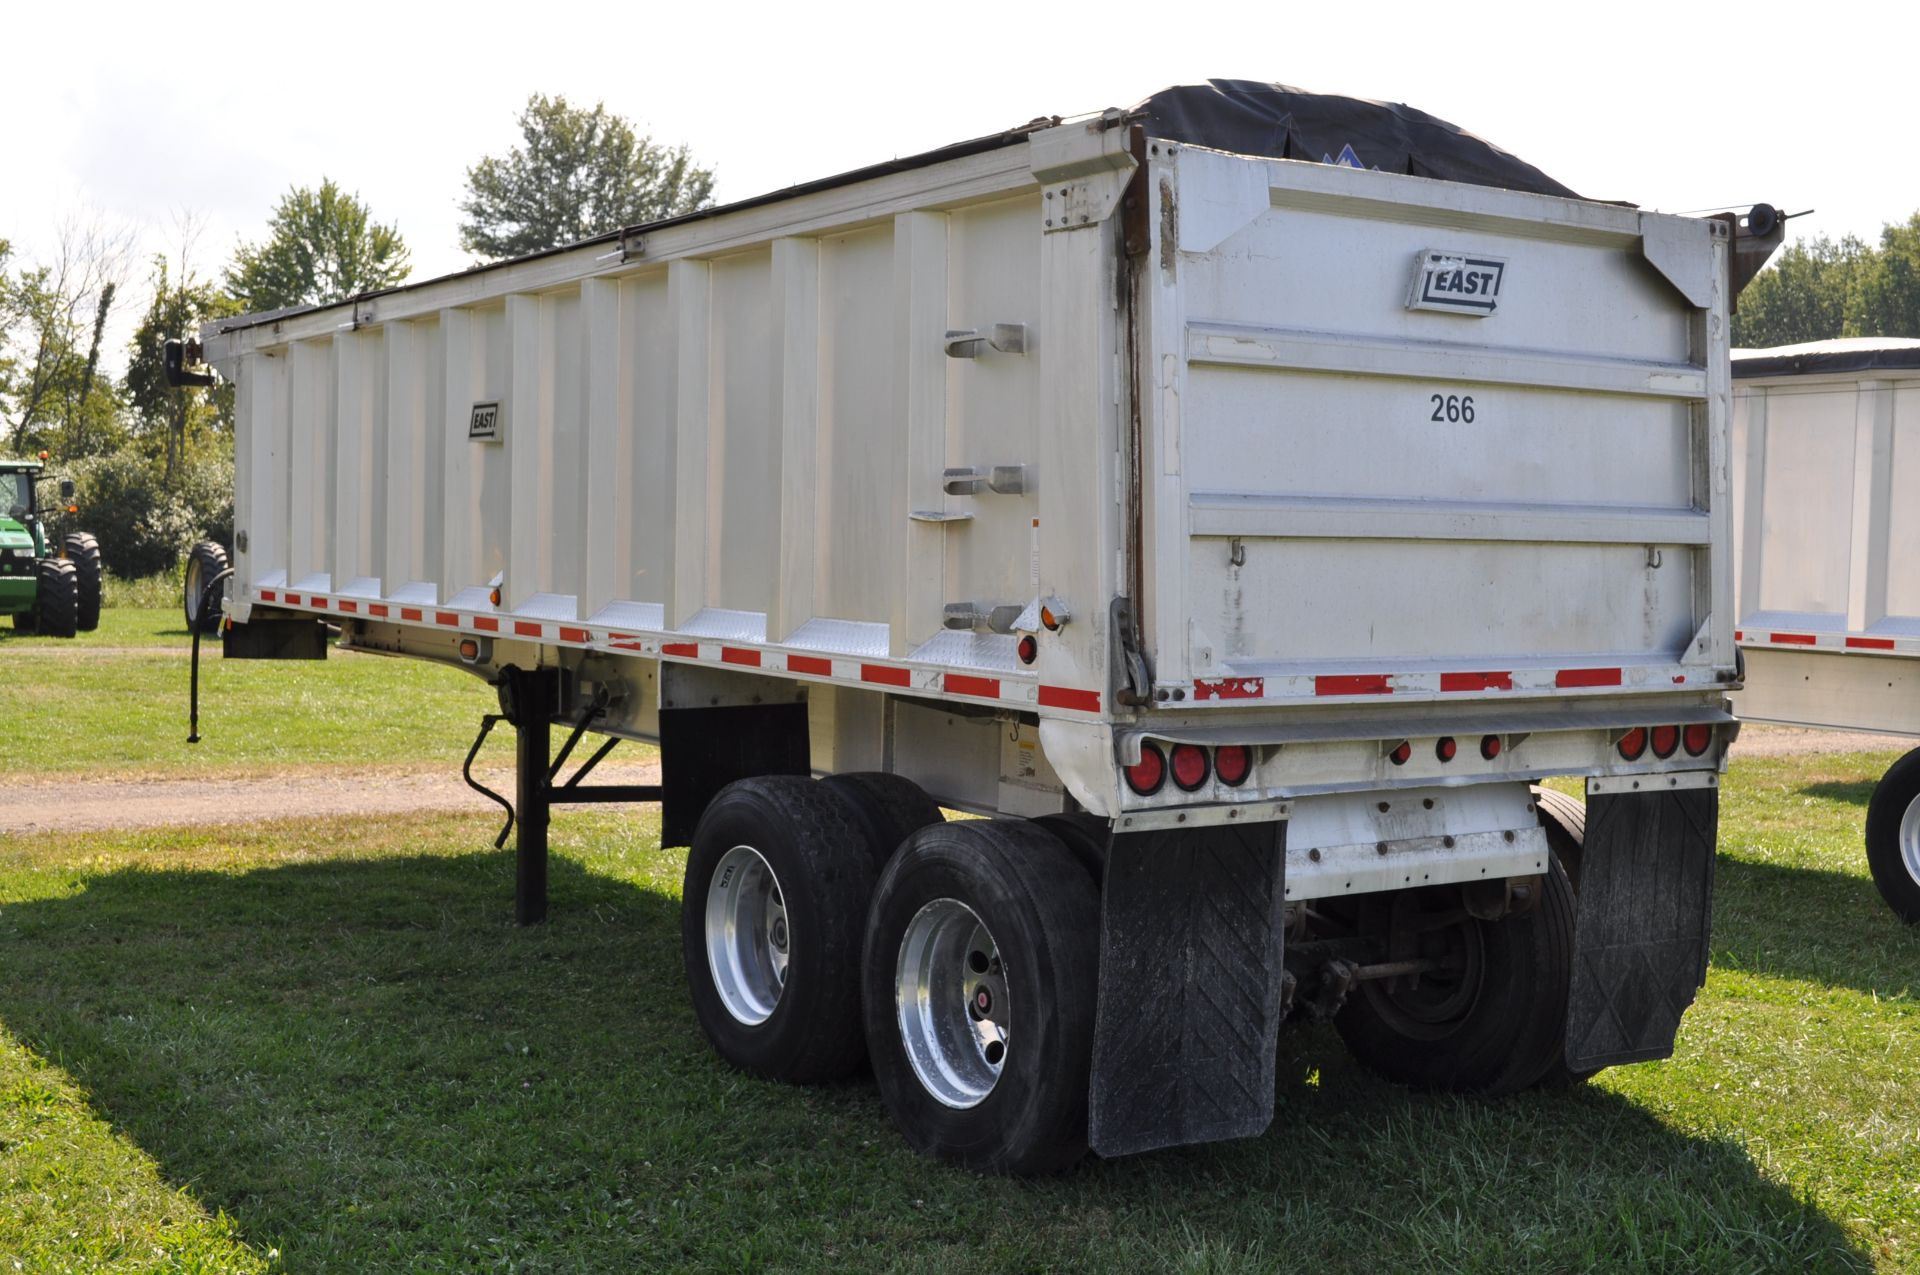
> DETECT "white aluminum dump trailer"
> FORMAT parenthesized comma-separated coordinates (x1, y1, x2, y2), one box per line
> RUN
(1731, 338, 1920, 920)
(186, 82, 1759, 1172)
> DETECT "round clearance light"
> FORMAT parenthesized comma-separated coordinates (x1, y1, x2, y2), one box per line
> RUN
(1683, 723, 1713, 756)
(1480, 734, 1502, 760)
(1650, 725, 1680, 759)
(1617, 727, 1648, 761)
(1017, 635, 1038, 665)
(1215, 745, 1253, 787)
(1435, 736, 1458, 763)
(1170, 744, 1210, 791)
(1389, 741, 1412, 766)
(1125, 743, 1167, 796)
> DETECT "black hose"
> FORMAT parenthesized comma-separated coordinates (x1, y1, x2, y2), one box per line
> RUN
(463, 714, 516, 848)
(186, 566, 235, 744)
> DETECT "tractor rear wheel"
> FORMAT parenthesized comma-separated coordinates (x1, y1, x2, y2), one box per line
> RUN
(63, 532, 101, 632)
(34, 559, 78, 639)
(183, 541, 228, 636)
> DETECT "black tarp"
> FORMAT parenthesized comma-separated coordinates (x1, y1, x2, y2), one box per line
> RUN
(1132, 79, 1580, 200)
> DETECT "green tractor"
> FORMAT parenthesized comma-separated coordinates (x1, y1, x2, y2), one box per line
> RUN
(0, 457, 102, 639)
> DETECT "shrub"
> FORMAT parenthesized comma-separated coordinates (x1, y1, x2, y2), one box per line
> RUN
(55, 450, 233, 579)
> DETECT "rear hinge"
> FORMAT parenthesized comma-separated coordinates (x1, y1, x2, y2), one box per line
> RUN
(1111, 596, 1152, 707)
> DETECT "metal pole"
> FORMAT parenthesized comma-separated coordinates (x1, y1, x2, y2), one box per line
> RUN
(514, 668, 551, 925)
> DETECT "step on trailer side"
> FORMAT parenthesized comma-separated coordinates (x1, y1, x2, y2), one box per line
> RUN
(191, 88, 1751, 1171)
(1730, 339, 1920, 921)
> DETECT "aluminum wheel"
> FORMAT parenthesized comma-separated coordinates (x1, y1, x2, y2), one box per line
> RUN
(1902, 791, 1920, 887)
(704, 844, 789, 1026)
(895, 898, 1008, 1109)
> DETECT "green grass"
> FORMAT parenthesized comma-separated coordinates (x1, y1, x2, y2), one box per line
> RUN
(0, 751, 1915, 1271)
(0, 609, 499, 777)
(0, 620, 1916, 1270)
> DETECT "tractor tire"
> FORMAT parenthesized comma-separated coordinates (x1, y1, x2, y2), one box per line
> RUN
(682, 776, 880, 1084)
(183, 541, 229, 636)
(820, 772, 945, 870)
(1865, 747, 1920, 924)
(63, 532, 101, 632)
(1335, 858, 1576, 1097)
(33, 559, 79, 639)
(863, 819, 1100, 1174)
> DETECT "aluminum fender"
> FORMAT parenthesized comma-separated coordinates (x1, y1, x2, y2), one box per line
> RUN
(1038, 717, 1121, 816)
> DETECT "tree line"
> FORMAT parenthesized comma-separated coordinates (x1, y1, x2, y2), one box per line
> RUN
(0, 95, 713, 578)
(1732, 212, 1920, 348)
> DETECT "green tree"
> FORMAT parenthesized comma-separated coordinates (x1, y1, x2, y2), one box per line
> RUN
(226, 178, 410, 312)
(1731, 234, 1865, 348)
(1850, 212, 1920, 339)
(127, 252, 237, 482)
(459, 94, 716, 261)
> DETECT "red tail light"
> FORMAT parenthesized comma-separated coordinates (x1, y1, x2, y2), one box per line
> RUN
(1389, 741, 1412, 766)
(1682, 724, 1713, 756)
(1480, 734, 1502, 760)
(1617, 727, 1647, 761)
(1170, 744, 1210, 791)
(1650, 725, 1680, 759)
(1215, 745, 1253, 787)
(1017, 635, 1038, 665)
(1435, 736, 1457, 762)
(1125, 743, 1166, 796)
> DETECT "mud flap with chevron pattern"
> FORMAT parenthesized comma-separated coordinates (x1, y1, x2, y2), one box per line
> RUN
(1566, 787, 1717, 1071)
(1087, 819, 1287, 1158)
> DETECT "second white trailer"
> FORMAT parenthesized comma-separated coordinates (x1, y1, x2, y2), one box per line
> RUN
(1731, 338, 1920, 919)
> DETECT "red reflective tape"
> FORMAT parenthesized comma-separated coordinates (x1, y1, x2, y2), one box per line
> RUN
(1038, 685, 1101, 712)
(559, 626, 588, 643)
(1556, 667, 1622, 688)
(661, 642, 698, 658)
(284, 593, 302, 605)
(1847, 636, 1896, 650)
(368, 604, 388, 618)
(788, 654, 832, 676)
(310, 597, 328, 610)
(514, 621, 543, 638)
(862, 664, 911, 688)
(1194, 677, 1265, 701)
(337, 600, 359, 613)
(473, 616, 498, 632)
(259, 589, 277, 602)
(1769, 632, 1817, 646)
(1440, 671, 1513, 692)
(435, 611, 459, 627)
(721, 646, 761, 667)
(1316, 674, 1392, 697)
(946, 673, 1000, 699)
(401, 607, 423, 622)
(1733, 629, 1744, 641)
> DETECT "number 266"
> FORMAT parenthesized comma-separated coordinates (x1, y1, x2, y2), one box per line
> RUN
(1429, 394, 1475, 423)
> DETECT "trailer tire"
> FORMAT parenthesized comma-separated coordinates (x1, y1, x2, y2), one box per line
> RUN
(33, 559, 78, 639)
(1335, 859, 1575, 1097)
(681, 776, 879, 1083)
(183, 541, 228, 636)
(1031, 812, 1110, 885)
(820, 772, 945, 869)
(863, 820, 1099, 1174)
(1531, 786, 1586, 890)
(1865, 747, 1920, 924)
(63, 532, 102, 631)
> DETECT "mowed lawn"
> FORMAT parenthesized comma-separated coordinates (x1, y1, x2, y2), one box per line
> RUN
(0, 612, 1916, 1271)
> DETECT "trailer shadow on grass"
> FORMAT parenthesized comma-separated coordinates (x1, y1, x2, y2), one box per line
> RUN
(0, 834, 1875, 1274)
(1710, 854, 1919, 999)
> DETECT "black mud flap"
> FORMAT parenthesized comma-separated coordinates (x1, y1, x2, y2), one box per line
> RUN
(1088, 819, 1287, 1158)
(658, 704, 809, 848)
(222, 616, 329, 660)
(1565, 787, 1717, 1070)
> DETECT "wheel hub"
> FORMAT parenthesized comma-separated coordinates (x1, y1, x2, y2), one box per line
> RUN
(704, 844, 789, 1026)
(1901, 791, 1920, 887)
(896, 898, 1008, 1108)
